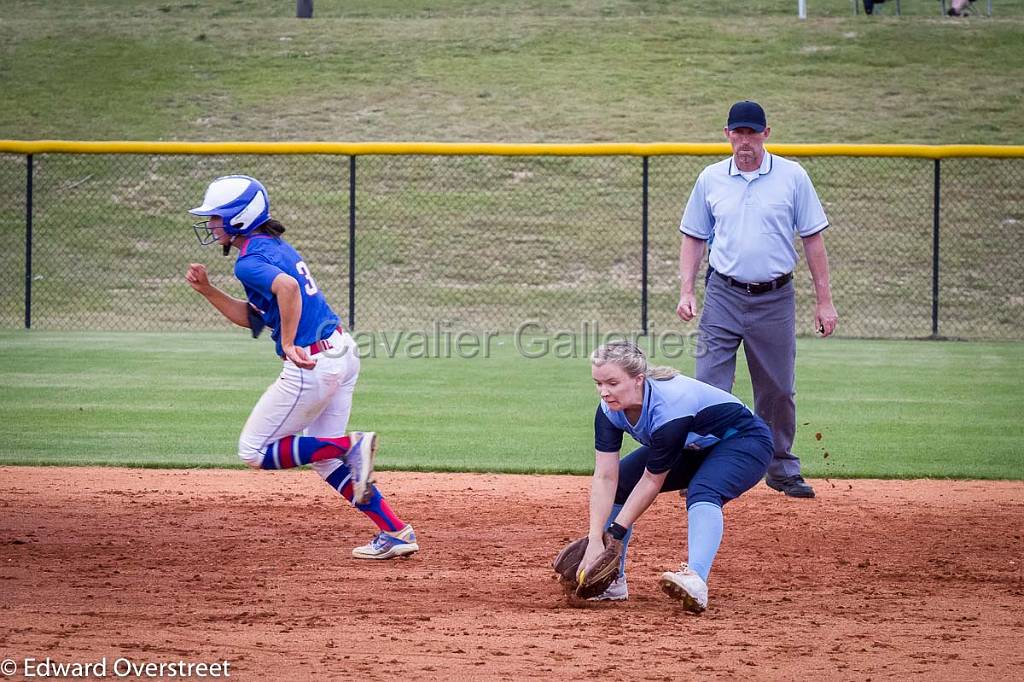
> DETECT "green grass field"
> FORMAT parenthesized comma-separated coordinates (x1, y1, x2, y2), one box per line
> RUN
(1, 331, 1021, 479)
(1, 2, 1022, 480)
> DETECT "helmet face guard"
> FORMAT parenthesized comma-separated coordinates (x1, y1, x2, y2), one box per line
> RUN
(189, 175, 270, 247)
(192, 219, 218, 246)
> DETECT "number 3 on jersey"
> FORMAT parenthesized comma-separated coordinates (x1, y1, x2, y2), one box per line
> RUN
(295, 261, 319, 295)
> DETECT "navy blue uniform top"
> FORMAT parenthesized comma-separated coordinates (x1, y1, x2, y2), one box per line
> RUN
(595, 375, 761, 475)
(234, 234, 339, 358)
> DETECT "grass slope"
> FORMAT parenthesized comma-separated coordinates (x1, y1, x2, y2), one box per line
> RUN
(1, 1, 1023, 143)
(1, 331, 1021, 479)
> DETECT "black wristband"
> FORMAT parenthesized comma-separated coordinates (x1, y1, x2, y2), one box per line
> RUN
(607, 522, 628, 541)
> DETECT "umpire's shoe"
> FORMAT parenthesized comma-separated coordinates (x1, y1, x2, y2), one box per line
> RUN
(765, 474, 815, 499)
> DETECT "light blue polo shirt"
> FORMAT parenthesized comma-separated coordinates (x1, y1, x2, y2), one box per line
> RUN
(679, 152, 828, 283)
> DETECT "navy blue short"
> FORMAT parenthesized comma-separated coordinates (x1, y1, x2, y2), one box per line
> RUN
(614, 420, 773, 509)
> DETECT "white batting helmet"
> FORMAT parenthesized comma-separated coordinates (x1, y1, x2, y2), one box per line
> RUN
(189, 175, 271, 239)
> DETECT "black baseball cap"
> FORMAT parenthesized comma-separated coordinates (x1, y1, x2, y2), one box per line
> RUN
(727, 100, 767, 132)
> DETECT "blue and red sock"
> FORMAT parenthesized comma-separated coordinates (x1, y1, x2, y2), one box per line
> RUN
(259, 435, 351, 470)
(324, 464, 405, 533)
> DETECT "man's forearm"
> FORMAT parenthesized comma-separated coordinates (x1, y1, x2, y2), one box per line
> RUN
(803, 232, 834, 304)
(679, 235, 706, 294)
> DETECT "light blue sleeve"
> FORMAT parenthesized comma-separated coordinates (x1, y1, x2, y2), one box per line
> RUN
(679, 171, 713, 240)
(794, 167, 829, 237)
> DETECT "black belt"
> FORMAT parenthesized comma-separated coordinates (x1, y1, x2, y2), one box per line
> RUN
(715, 270, 792, 295)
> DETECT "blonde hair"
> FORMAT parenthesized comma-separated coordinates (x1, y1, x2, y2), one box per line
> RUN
(589, 341, 679, 381)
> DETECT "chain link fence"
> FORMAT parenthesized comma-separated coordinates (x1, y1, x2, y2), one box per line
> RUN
(1, 148, 1022, 339)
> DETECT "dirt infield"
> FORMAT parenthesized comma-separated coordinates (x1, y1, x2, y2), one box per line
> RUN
(2, 468, 1022, 681)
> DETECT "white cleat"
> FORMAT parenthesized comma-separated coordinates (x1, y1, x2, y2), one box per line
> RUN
(352, 524, 419, 560)
(587, 574, 628, 602)
(347, 431, 377, 505)
(659, 563, 708, 613)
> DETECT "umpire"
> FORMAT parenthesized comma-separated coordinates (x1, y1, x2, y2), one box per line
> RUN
(676, 100, 838, 499)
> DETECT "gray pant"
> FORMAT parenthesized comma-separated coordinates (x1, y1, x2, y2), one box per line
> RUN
(695, 274, 800, 479)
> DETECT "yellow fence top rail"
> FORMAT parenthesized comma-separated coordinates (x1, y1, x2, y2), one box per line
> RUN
(1, 140, 1023, 159)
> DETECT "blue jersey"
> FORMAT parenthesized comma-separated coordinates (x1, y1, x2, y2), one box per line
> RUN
(234, 235, 340, 357)
(595, 375, 761, 475)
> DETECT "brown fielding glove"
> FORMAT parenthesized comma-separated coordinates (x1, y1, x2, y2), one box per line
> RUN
(553, 536, 589, 592)
(574, 532, 623, 599)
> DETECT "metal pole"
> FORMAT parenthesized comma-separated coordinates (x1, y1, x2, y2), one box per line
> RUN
(931, 159, 940, 338)
(641, 156, 649, 336)
(25, 154, 33, 329)
(798, 0, 807, 19)
(348, 155, 356, 330)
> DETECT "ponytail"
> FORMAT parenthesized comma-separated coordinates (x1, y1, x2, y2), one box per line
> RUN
(589, 341, 679, 381)
(646, 365, 680, 380)
(255, 219, 286, 237)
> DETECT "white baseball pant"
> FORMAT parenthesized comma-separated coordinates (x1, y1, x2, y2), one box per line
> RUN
(237, 329, 360, 483)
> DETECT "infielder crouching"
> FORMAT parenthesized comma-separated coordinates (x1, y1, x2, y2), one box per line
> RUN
(185, 175, 418, 560)
(576, 341, 772, 612)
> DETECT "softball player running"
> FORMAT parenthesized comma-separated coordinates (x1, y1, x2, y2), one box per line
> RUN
(185, 175, 418, 560)
(579, 341, 772, 611)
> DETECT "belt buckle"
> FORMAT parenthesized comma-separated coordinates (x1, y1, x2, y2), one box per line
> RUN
(745, 281, 757, 294)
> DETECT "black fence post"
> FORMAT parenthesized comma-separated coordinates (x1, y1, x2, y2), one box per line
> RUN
(348, 155, 357, 330)
(641, 156, 650, 336)
(932, 159, 940, 338)
(24, 154, 33, 330)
